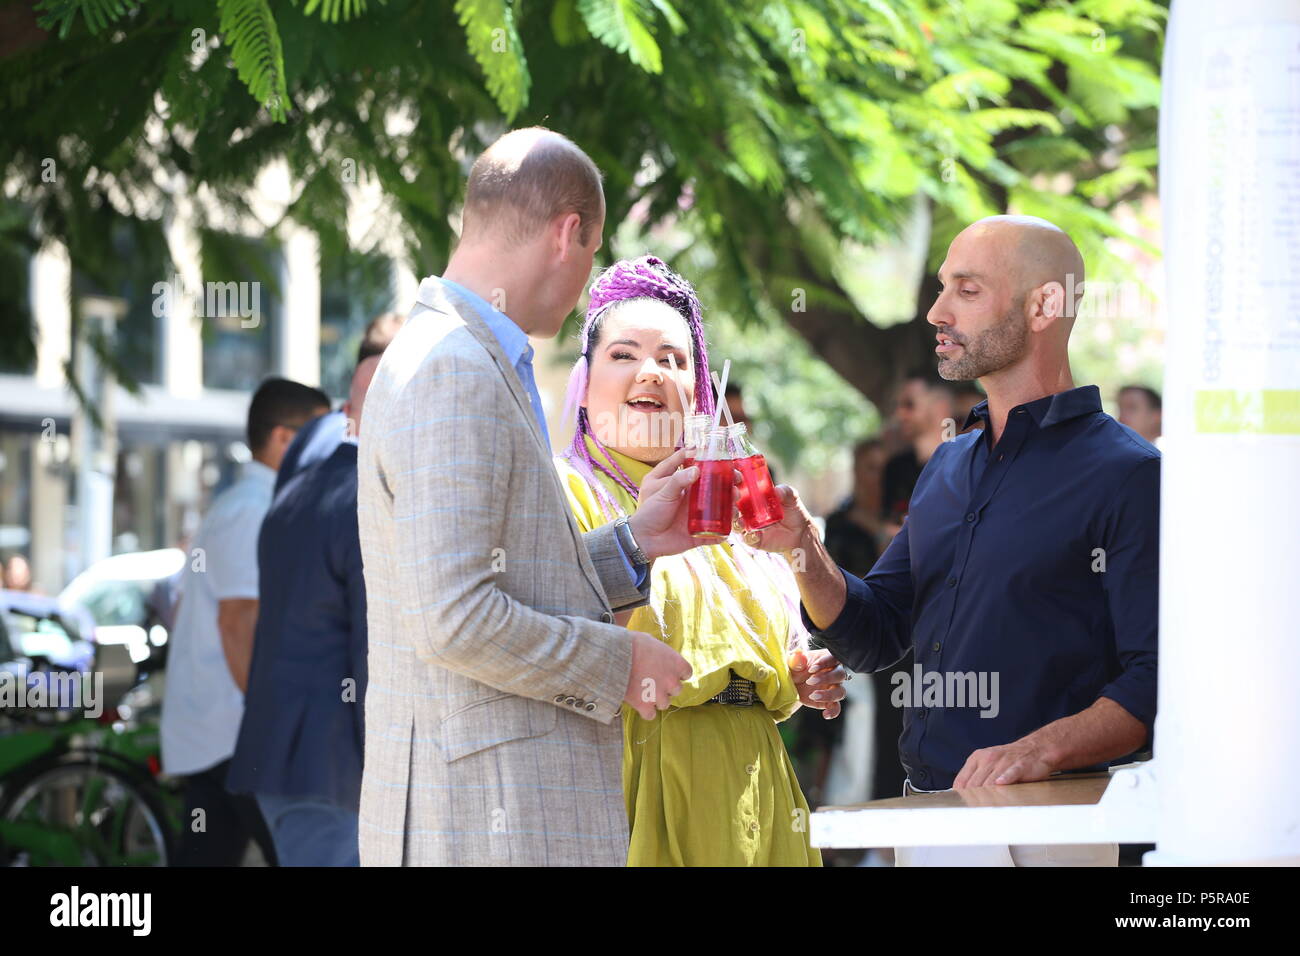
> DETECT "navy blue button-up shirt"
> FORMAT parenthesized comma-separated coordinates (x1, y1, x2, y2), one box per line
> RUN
(807, 385, 1159, 790)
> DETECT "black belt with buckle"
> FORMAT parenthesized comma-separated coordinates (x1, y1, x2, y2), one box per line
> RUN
(708, 671, 758, 706)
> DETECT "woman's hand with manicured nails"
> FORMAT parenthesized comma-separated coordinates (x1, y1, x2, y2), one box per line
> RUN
(626, 448, 728, 559)
(789, 648, 848, 719)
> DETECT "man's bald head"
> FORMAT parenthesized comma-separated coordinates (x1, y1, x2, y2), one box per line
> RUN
(461, 127, 605, 248)
(958, 215, 1085, 318)
(928, 215, 1085, 384)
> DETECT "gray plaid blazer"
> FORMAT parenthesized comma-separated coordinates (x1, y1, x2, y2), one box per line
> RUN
(356, 277, 643, 866)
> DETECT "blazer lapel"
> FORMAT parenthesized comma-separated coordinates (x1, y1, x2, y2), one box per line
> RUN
(434, 282, 551, 461)
(421, 279, 610, 606)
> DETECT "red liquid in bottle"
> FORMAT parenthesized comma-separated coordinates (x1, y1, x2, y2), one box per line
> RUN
(736, 454, 784, 530)
(734, 470, 751, 519)
(688, 458, 735, 537)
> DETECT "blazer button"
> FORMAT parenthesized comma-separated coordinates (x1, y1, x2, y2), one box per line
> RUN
(600, 611, 614, 623)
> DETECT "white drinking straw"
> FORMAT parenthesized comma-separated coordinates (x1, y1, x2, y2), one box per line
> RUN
(712, 359, 731, 429)
(712, 369, 736, 429)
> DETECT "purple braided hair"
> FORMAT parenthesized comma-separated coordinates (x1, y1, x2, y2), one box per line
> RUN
(561, 255, 713, 515)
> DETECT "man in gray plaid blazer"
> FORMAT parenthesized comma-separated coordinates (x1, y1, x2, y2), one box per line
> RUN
(357, 128, 716, 866)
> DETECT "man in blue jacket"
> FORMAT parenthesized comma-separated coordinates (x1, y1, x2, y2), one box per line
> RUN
(227, 330, 392, 866)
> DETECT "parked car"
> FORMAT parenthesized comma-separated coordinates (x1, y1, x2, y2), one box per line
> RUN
(0, 591, 95, 680)
(58, 548, 186, 671)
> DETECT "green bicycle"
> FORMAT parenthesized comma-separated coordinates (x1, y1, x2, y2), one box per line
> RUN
(1, 594, 182, 867)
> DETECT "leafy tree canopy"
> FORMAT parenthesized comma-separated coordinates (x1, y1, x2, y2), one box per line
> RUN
(0, 0, 1165, 411)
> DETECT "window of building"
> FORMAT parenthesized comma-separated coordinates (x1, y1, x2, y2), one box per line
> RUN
(70, 220, 170, 386)
(319, 248, 396, 400)
(199, 230, 281, 392)
(0, 431, 33, 559)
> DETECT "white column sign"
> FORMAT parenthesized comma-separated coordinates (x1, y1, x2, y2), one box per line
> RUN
(1152, 0, 1300, 865)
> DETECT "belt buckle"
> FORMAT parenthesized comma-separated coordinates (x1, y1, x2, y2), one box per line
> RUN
(710, 672, 757, 706)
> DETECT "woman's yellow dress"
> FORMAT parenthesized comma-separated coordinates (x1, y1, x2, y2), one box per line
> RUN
(556, 441, 822, 867)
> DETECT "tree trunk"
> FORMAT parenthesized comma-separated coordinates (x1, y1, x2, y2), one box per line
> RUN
(781, 258, 943, 416)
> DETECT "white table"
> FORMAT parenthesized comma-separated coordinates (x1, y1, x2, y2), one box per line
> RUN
(811, 763, 1159, 849)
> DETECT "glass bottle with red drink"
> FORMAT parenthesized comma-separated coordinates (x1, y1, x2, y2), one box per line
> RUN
(682, 413, 712, 468)
(687, 425, 734, 537)
(725, 423, 784, 531)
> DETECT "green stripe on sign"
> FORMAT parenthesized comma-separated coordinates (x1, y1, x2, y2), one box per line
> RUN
(1194, 390, 1300, 434)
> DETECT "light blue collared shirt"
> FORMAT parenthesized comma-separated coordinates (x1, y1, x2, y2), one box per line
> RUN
(439, 278, 551, 451)
(437, 278, 645, 591)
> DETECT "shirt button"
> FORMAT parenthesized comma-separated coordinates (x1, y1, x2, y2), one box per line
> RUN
(749, 821, 760, 832)
(745, 763, 757, 775)
(932, 642, 941, 653)
(946, 577, 957, 588)
(918, 709, 927, 719)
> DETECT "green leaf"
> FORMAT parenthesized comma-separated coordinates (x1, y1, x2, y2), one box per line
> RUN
(300, 0, 372, 24)
(578, 0, 663, 74)
(646, 0, 685, 36)
(550, 0, 588, 46)
(924, 68, 1012, 110)
(455, 0, 532, 119)
(33, 0, 142, 39)
(970, 107, 1064, 136)
(1078, 164, 1156, 203)
(218, 0, 291, 121)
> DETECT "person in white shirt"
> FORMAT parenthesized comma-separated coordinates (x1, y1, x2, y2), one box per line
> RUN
(162, 377, 330, 866)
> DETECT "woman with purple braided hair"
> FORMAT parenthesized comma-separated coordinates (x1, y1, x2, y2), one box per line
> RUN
(554, 255, 848, 866)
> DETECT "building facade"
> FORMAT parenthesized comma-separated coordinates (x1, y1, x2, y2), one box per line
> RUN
(0, 171, 423, 594)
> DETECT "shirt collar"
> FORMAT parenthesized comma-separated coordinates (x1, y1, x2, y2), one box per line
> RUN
(244, 460, 277, 486)
(438, 277, 532, 367)
(963, 385, 1102, 431)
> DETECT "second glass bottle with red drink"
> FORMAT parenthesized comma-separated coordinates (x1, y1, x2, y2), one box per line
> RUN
(726, 422, 784, 531)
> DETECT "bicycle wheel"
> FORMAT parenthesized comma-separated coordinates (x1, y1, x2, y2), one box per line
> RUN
(0, 755, 174, 866)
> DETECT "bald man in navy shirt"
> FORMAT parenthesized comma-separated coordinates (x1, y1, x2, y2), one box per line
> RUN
(752, 216, 1158, 866)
